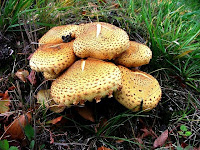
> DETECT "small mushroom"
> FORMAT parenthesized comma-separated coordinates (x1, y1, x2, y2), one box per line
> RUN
(29, 42, 76, 79)
(39, 24, 79, 45)
(51, 58, 122, 106)
(73, 22, 130, 60)
(115, 41, 152, 67)
(114, 66, 161, 112)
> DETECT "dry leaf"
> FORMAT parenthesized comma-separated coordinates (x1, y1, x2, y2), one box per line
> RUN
(153, 129, 168, 148)
(8, 86, 16, 91)
(15, 69, 29, 83)
(37, 89, 66, 113)
(46, 116, 63, 125)
(4, 112, 32, 140)
(27, 70, 37, 85)
(0, 90, 10, 114)
(97, 146, 112, 150)
(115, 139, 124, 143)
(49, 103, 66, 113)
(140, 127, 157, 139)
(76, 106, 95, 122)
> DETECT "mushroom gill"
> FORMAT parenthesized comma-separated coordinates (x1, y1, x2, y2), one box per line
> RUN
(114, 66, 162, 112)
(29, 42, 76, 79)
(115, 41, 152, 67)
(73, 22, 130, 60)
(51, 58, 122, 106)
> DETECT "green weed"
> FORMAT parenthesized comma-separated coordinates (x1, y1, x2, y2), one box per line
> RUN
(0, 0, 33, 32)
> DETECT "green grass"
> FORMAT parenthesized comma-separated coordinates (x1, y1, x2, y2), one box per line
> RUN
(0, 0, 34, 32)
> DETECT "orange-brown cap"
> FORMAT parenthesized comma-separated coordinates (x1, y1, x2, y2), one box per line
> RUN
(29, 42, 76, 79)
(39, 24, 79, 45)
(43, 72, 59, 80)
(114, 66, 161, 112)
(115, 41, 152, 67)
(73, 22, 130, 60)
(51, 58, 122, 106)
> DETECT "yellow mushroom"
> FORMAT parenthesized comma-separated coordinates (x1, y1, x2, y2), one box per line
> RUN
(73, 22, 130, 60)
(114, 66, 161, 112)
(115, 41, 152, 67)
(29, 42, 76, 79)
(39, 24, 79, 45)
(51, 58, 122, 106)
(43, 72, 59, 80)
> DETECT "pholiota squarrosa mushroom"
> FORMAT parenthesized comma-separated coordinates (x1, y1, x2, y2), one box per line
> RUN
(73, 22, 130, 60)
(51, 58, 122, 106)
(29, 41, 76, 79)
(115, 41, 152, 68)
(38, 24, 79, 45)
(114, 65, 162, 112)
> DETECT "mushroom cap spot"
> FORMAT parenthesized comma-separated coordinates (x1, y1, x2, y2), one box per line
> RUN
(115, 41, 152, 67)
(51, 58, 122, 106)
(73, 22, 130, 60)
(29, 42, 76, 78)
(39, 24, 79, 45)
(114, 66, 161, 112)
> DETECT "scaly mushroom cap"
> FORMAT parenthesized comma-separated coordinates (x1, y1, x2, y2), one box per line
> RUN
(115, 41, 152, 67)
(51, 58, 122, 106)
(73, 22, 130, 60)
(114, 66, 161, 112)
(43, 72, 59, 80)
(29, 42, 76, 79)
(39, 24, 79, 45)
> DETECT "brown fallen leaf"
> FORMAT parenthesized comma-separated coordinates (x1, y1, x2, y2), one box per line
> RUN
(4, 112, 32, 140)
(97, 146, 112, 150)
(153, 129, 168, 148)
(15, 69, 29, 83)
(0, 90, 10, 114)
(8, 86, 16, 91)
(46, 116, 63, 125)
(115, 139, 124, 143)
(49, 103, 66, 113)
(76, 105, 95, 122)
(27, 70, 37, 85)
(36, 89, 66, 113)
(140, 127, 157, 139)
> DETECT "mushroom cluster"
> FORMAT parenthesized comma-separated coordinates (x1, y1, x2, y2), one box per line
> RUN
(30, 22, 162, 112)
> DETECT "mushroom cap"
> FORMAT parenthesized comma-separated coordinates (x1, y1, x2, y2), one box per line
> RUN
(29, 42, 76, 79)
(73, 22, 130, 60)
(115, 41, 152, 67)
(43, 72, 60, 80)
(39, 24, 78, 45)
(114, 66, 161, 112)
(51, 58, 122, 106)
